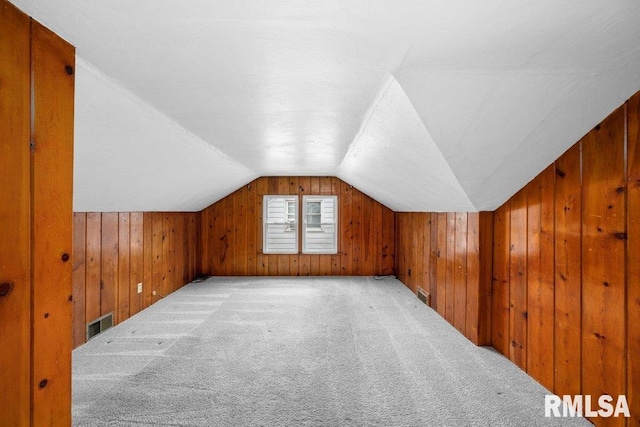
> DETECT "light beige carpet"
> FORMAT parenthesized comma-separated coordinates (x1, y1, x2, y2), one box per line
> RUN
(73, 276, 589, 426)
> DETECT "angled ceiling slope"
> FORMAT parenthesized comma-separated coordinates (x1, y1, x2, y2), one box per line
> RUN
(10, 0, 640, 212)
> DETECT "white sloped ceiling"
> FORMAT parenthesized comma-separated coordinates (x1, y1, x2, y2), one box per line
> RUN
(9, 0, 640, 212)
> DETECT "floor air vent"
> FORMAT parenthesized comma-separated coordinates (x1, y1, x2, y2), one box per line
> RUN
(87, 312, 113, 340)
(417, 288, 431, 307)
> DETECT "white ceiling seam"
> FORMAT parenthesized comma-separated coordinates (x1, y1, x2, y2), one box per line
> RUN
(337, 76, 476, 212)
(338, 76, 396, 174)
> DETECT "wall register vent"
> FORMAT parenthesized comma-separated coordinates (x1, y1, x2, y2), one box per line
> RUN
(87, 312, 113, 340)
(417, 288, 431, 307)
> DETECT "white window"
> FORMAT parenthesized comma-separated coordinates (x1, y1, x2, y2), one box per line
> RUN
(285, 199, 296, 230)
(302, 195, 337, 254)
(306, 200, 323, 230)
(263, 195, 298, 254)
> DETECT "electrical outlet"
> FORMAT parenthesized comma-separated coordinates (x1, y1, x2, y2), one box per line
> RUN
(137, 282, 142, 294)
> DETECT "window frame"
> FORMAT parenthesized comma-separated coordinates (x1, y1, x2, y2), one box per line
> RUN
(263, 195, 298, 254)
(302, 195, 338, 254)
(305, 199, 324, 232)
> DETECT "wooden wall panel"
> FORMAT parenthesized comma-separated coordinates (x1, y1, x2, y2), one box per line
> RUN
(476, 212, 494, 346)
(129, 212, 144, 317)
(101, 213, 119, 317)
(445, 213, 456, 324)
(395, 213, 408, 285)
(151, 212, 164, 302)
(198, 177, 394, 276)
(435, 213, 447, 317)
(31, 20, 75, 424)
(526, 166, 555, 391)
(1, 7, 75, 422)
(627, 93, 640, 426)
(72, 213, 87, 349)
(453, 213, 467, 334)
(162, 213, 171, 295)
(488, 93, 640, 424)
(581, 106, 626, 426)
(429, 213, 438, 308)
(381, 205, 395, 276)
(72, 212, 198, 349)
(395, 211, 492, 345)
(341, 181, 354, 275)
(554, 143, 582, 397)
(0, 2, 31, 421)
(117, 213, 130, 323)
(492, 202, 511, 355)
(85, 213, 102, 322)
(142, 212, 153, 309)
(509, 189, 527, 370)
(395, 213, 431, 296)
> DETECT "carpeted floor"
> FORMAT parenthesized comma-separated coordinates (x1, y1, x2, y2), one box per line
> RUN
(73, 276, 588, 426)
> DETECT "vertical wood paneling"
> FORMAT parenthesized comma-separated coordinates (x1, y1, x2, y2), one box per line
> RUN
(142, 212, 153, 309)
(0, 3, 31, 421)
(72, 213, 87, 349)
(492, 202, 511, 356)
(298, 177, 311, 276)
(445, 213, 456, 323)
(395, 210, 491, 344)
(509, 189, 527, 370)
(394, 213, 405, 283)
(582, 107, 626, 425)
(198, 177, 393, 276)
(362, 195, 374, 275)
(453, 213, 467, 333)
(465, 213, 480, 342)
(85, 213, 102, 322)
(627, 93, 640, 426)
(436, 213, 447, 318)
(236, 184, 248, 276)
(526, 167, 555, 391)
(477, 212, 494, 345)
(554, 143, 582, 397)
(256, 178, 268, 275)
(129, 212, 144, 317)
(101, 213, 119, 316)
(174, 215, 182, 290)
(189, 215, 197, 277)
(73, 212, 197, 348)
(246, 182, 257, 276)
(341, 181, 353, 275)
(351, 186, 363, 275)
(370, 197, 382, 276)
(30, 20, 74, 423)
(117, 213, 130, 323)
(381, 206, 395, 275)
(391, 93, 640, 423)
(318, 178, 332, 275)
(151, 213, 164, 303)
(429, 214, 438, 310)
(421, 213, 432, 301)
(162, 213, 171, 294)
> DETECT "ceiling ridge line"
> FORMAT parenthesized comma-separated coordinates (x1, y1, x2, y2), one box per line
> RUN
(336, 76, 395, 174)
(391, 75, 478, 212)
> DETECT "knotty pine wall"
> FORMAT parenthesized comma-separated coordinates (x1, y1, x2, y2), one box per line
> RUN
(492, 92, 640, 426)
(198, 176, 395, 276)
(0, 2, 75, 423)
(72, 212, 198, 348)
(395, 212, 493, 345)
